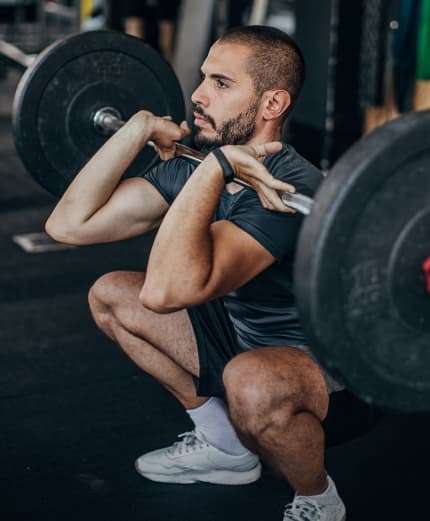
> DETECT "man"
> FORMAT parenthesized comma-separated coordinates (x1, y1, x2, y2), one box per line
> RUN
(46, 25, 345, 521)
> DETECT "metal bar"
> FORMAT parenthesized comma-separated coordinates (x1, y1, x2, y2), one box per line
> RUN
(92, 107, 314, 215)
(44, 1, 79, 20)
(0, 40, 35, 69)
(249, 0, 269, 25)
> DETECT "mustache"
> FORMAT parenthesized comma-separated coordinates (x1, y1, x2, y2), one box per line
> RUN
(193, 105, 216, 129)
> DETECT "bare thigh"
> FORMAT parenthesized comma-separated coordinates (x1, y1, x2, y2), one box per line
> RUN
(90, 270, 200, 375)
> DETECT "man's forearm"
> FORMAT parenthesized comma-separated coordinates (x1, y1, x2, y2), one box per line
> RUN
(47, 115, 151, 228)
(142, 153, 224, 310)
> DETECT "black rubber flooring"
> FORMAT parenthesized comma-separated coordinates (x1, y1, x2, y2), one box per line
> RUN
(1, 69, 429, 521)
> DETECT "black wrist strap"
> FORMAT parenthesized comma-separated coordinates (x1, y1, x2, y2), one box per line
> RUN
(211, 148, 235, 184)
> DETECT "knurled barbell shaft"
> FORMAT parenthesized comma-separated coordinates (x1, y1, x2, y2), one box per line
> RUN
(92, 107, 314, 215)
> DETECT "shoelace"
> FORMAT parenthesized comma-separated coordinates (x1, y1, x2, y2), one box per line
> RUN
(166, 430, 210, 456)
(283, 495, 322, 521)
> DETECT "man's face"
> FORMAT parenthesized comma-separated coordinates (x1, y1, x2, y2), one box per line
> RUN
(191, 42, 261, 149)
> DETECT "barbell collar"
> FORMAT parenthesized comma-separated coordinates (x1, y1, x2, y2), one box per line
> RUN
(92, 107, 123, 133)
(92, 106, 314, 215)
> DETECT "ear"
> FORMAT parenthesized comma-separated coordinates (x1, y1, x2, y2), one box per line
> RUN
(260, 90, 291, 121)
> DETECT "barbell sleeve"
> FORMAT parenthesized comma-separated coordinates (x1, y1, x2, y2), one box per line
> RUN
(92, 107, 314, 215)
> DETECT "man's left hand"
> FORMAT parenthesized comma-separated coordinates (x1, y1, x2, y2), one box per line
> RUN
(221, 142, 297, 213)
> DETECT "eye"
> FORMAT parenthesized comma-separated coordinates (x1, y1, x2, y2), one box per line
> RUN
(216, 79, 228, 89)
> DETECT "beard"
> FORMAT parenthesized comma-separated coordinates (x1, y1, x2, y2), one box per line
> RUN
(194, 98, 260, 150)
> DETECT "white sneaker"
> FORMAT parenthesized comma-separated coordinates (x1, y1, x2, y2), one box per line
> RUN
(135, 430, 261, 485)
(283, 476, 346, 521)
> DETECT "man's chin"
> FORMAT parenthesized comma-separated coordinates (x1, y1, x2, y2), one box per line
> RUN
(194, 131, 221, 151)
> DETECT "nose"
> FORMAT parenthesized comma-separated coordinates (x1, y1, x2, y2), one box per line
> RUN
(191, 80, 208, 108)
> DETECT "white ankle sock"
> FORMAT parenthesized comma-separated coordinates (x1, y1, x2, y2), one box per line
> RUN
(308, 475, 336, 498)
(186, 397, 248, 455)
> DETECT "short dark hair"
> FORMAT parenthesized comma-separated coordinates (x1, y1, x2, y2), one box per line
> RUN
(218, 25, 305, 118)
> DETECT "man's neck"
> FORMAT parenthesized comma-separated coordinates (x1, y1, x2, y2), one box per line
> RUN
(247, 126, 282, 146)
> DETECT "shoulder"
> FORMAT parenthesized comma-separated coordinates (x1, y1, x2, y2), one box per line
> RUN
(144, 156, 198, 179)
(265, 144, 323, 196)
(143, 156, 199, 204)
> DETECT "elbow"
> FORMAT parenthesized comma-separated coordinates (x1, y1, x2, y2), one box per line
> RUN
(139, 284, 185, 314)
(139, 271, 212, 313)
(139, 291, 176, 314)
(45, 216, 84, 246)
(45, 217, 65, 242)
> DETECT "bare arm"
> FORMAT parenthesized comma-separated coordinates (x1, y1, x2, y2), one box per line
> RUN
(140, 142, 296, 312)
(45, 111, 190, 245)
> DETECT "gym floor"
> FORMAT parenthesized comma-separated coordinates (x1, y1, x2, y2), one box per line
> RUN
(1, 69, 429, 521)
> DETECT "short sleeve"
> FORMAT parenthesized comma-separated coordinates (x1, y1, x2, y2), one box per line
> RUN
(143, 157, 197, 204)
(229, 190, 303, 261)
(227, 145, 322, 261)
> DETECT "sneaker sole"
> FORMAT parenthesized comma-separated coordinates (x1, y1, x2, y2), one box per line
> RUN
(135, 461, 262, 485)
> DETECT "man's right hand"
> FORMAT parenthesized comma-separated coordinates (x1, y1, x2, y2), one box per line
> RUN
(129, 111, 191, 160)
(45, 111, 190, 246)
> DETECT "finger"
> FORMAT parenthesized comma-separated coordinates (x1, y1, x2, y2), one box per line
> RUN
(252, 178, 295, 213)
(242, 163, 285, 191)
(155, 123, 184, 145)
(154, 143, 164, 159)
(153, 135, 176, 158)
(158, 145, 176, 161)
(263, 186, 297, 213)
(249, 146, 267, 164)
(154, 134, 177, 148)
(166, 121, 191, 141)
(246, 163, 297, 194)
(180, 120, 191, 131)
(265, 177, 296, 194)
(255, 188, 272, 210)
(179, 120, 192, 138)
(162, 115, 173, 120)
(251, 141, 283, 159)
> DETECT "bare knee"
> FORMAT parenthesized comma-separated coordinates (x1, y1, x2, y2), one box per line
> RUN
(89, 270, 145, 308)
(88, 271, 133, 335)
(89, 272, 114, 315)
(223, 348, 329, 436)
(223, 352, 288, 437)
(88, 274, 112, 335)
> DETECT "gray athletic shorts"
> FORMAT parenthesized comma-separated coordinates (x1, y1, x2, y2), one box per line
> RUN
(186, 299, 344, 397)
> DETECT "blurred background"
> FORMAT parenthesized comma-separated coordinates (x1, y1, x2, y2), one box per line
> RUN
(0, 2, 429, 520)
(1, 0, 429, 168)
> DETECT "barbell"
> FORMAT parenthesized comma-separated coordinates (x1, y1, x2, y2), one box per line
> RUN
(3, 30, 430, 412)
(9, 30, 312, 213)
(91, 106, 313, 214)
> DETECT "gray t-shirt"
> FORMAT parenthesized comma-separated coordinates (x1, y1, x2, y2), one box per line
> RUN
(143, 144, 323, 348)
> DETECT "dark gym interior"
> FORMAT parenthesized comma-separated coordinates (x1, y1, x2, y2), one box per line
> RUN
(1, 1, 430, 520)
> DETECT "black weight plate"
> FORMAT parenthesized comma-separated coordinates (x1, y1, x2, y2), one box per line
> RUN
(13, 30, 185, 197)
(294, 110, 430, 412)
